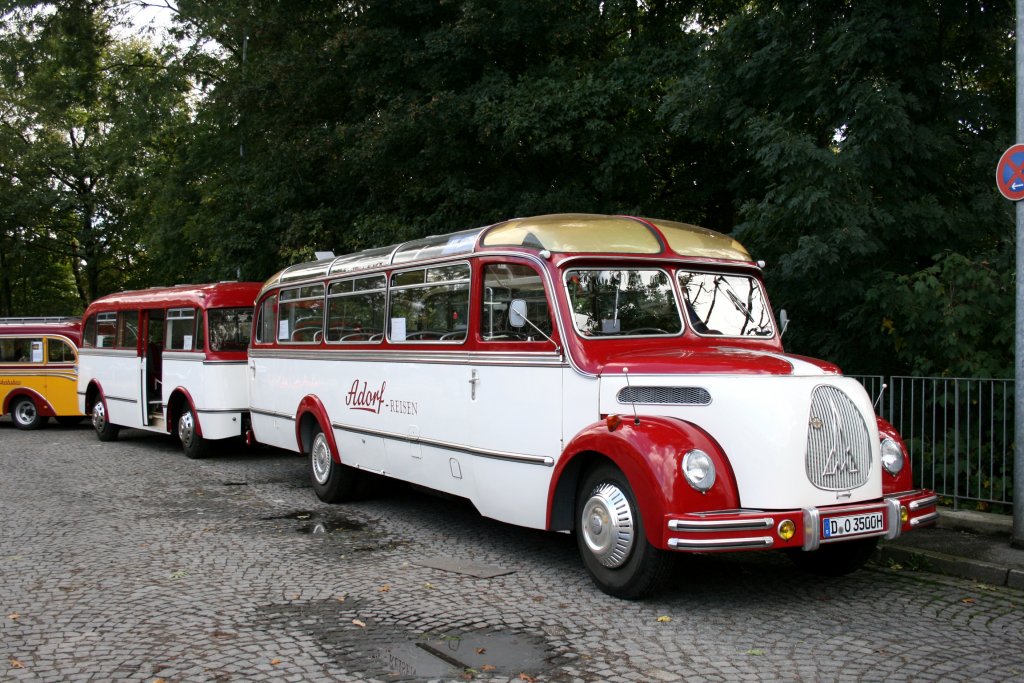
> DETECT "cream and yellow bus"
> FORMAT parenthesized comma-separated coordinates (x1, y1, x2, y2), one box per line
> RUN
(0, 317, 84, 430)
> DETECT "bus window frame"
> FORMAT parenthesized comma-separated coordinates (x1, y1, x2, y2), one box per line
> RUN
(277, 284, 325, 345)
(325, 274, 387, 344)
(387, 261, 471, 344)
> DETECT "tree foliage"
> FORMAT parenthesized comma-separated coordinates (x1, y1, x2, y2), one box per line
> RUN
(1, 0, 1015, 377)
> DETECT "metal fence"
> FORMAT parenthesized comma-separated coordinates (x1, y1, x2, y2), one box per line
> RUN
(853, 375, 1014, 511)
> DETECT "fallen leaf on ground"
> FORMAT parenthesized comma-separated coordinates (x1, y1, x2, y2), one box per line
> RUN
(475, 647, 486, 654)
(656, 615, 671, 623)
(270, 658, 282, 666)
(352, 619, 366, 628)
(482, 664, 496, 671)
(7, 613, 20, 621)
(961, 597, 976, 604)
(746, 649, 765, 656)
(337, 594, 348, 603)
(9, 658, 24, 669)
(519, 674, 536, 682)
(379, 584, 390, 592)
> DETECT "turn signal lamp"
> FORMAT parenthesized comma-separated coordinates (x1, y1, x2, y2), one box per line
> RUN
(606, 414, 622, 431)
(778, 519, 796, 541)
(901, 506, 909, 524)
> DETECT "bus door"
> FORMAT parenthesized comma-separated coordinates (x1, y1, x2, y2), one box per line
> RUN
(468, 262, 563, 528)
(141, 309, 165, 425)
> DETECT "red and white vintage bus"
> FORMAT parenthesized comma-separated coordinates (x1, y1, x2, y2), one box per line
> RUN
(78, 283, 262, 457)
(248, 213, 938, 598)
(1, 317, 83, 429)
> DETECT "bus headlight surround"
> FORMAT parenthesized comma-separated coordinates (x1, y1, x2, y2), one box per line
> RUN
(681, 449, 716, 492)
(880, 437, 905, 475)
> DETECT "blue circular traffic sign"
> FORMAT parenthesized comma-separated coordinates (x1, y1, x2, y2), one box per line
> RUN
(996, 144, 1024, 201)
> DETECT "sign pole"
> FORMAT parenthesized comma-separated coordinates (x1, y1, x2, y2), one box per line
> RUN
(1014, 0, 1024, 549)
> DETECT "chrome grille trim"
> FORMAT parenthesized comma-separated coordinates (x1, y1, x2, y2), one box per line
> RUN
(805, 385, 872, 491)
(617, 386, 711, 406)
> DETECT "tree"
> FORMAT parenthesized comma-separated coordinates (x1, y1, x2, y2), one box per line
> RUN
(0, 0, 192, 310)
(663, 0, 1015, 375)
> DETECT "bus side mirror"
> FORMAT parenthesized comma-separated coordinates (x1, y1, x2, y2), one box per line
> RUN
(509, 299, 528, 328)
(779, 309, 790, 337)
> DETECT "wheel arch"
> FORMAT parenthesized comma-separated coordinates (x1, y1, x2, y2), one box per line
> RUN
(4, 387, 56, 417)
(548, 416, 741, 548)
(295, 395, 340, 463)
(167, 388, 201, 437)
(84, 380, 104, 414)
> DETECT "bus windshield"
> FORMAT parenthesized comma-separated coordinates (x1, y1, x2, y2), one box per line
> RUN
(208, 307, 254, 352)
(678, 271, 774, 337)
(564, 269, 682, 337)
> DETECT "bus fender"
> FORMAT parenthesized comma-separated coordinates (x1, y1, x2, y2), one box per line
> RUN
(167, 388, 202, 437)
(295, 395, 341, 463)
(548, 416, 740, 547)
(84, 380, 106, 414)
(877, 416, 914, 495)
(3, 387, 57, 417)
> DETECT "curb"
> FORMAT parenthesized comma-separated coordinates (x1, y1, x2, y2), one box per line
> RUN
(876, 544, 1024, 590)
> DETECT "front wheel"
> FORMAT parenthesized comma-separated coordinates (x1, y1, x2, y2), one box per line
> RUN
(576, 464, 670, 599)
(786, 537, 878, 577)
(309, 427, 361, 503)
(178, 406, 206, 459)
(91, 396, 119, 442)
(11, 396, 46, 430)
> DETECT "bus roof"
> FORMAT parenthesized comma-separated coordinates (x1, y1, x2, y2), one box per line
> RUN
(0, 318, 81, 344)
(84, 282, 263, 315)
(267, 213, 752, 289)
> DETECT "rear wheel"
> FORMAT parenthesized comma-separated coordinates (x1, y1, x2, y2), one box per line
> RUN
(91, 396, 119, 442)
(178, 406, 206, 459)
(11, 396, 45, 430)
(576, 463, 670, 599)
(309, 426, 361, 503)
(786, 537, 878, 577)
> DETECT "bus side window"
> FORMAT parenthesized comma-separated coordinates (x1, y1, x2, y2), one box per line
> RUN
(480, 263, 552, 341)
(166, 308, 197, 351)
(83, 315, 96, 347)
(255, 295, 277, 345)
(96, 312, 117, 348)
(0, 338, 41, 363)
(117, 311, 139, 350)
(279, 285, 324, 343)
(47, 338, 75, 363)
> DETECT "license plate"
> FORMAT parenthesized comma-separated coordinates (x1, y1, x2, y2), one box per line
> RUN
(822, 511, 885, 539)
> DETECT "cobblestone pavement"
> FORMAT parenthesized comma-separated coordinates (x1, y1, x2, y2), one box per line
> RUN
(2, 423, 1023, 683)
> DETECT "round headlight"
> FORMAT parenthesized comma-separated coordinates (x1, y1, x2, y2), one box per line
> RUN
(880, 437, 905, 475)
(681, 449, 716, 492)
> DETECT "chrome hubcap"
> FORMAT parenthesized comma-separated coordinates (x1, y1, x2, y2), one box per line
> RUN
(178, 411, 195, 447)
(581, 482, 636, 568)
(15, 401, 36, 425)
(311, 433, 332, 485)
(92, 402, 106, 431)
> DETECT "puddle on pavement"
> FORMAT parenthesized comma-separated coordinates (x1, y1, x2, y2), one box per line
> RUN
(257, 599, 556, 682)
(260, 510, 368, 535)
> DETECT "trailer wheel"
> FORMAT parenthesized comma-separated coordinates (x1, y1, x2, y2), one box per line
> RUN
(91, 395, 119, 442)
(178, 406, 206, 459)
(309, 426, 360, 503)
(11, 396, 45, 430)
(576, 463, 670, 599)
(786, 537, 878, 577)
